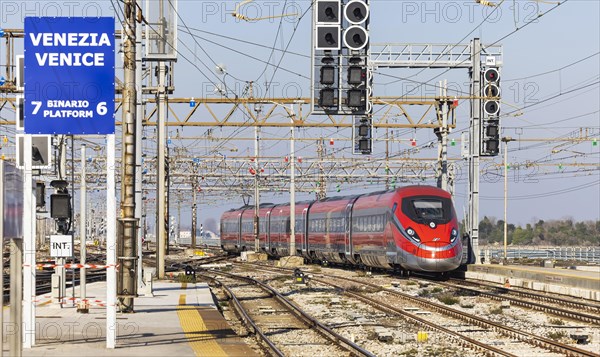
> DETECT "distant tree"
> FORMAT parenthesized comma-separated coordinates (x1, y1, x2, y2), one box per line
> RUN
(512, 227, 531, 245)
(479, 218, 599, 246)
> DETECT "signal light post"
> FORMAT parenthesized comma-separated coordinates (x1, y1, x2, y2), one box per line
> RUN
(482, 67, 501, 156)
(354, 116, 372, 154)
(313, 0, 371, 120)
(502, 137, 514, 263)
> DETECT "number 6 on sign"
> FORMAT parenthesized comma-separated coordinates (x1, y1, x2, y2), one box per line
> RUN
(31, 101, 42, 115)
(97, 102, 107, 115)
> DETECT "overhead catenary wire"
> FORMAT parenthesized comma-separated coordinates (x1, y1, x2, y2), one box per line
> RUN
(371, 0, 570, 117)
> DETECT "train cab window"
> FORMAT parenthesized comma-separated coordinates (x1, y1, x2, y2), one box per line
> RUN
(402, 196, 452, 223)
(414, 200, 443, 219)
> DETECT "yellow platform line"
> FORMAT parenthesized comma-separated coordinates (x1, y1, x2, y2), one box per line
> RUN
(177, 293, 228, 357)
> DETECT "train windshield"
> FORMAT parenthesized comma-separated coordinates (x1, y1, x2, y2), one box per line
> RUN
(402, 196, 452, 223)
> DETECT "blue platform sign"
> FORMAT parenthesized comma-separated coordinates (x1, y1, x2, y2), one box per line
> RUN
(24, 17, 115, 135)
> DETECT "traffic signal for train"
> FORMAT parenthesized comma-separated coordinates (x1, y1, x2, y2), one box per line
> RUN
(482, 67, 500, 156)
(483, 119, 500, 154)
(343, 0, 369, 51)
(315, 1, 341, 50)
(346, 56, 369, 111)
(313, 0, 371, 115)
(354, 116, 372, 154)
(50, 180, 71, 234)
(319, 55, 337, 108)
(483, 67, 500, 116)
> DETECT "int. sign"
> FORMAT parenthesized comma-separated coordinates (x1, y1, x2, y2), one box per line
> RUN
(485, 56, 496, 66)
(23, 17, 115, 135)
(50, 235, 73, 258)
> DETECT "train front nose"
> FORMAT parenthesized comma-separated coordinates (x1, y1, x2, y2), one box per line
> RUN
(403, 241, 463, 272)
(415, 244, 463, 272)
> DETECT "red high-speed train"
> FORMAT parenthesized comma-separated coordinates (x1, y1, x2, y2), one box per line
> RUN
(220, 186, 463, 273)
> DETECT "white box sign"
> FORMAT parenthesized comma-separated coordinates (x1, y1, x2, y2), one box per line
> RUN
(50, 235, 73, 257)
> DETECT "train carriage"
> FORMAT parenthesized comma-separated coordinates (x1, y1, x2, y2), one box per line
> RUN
(221, 186, 462, 274)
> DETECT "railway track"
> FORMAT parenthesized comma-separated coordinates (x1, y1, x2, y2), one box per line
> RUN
(238, 262, 599, 357)
(3, 270, 107, 303)
(199, 270, 375, 357)
(448, 278, 600, 313)
(167, 254, 230, 271)
(431, 278, 600, 325)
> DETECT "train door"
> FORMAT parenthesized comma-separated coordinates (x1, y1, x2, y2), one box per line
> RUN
(266, 210, 271, 251)
(344, 197, 360, 258)
(344, 204, 353, 256)
(302, 207, 309, 254)
(237, 211, 243, 248)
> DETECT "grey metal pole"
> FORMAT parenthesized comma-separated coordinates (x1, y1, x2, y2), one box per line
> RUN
(134, 0, 144, 293)
(289, 106, 296, 256)
(177, 198, 181, 243)
(57, 137, 67, 301)
(156, 61, 166, 278)
(9, 238, 22, 357)
(106, 134, 117, 348)
(119, 0, 138, 312)
(191, 178, 197, 249)
(441, 80, 448, 191)
(23, 134, 35, 347)
(156, 0, 167, 279)
(254, 126, 260, 253)
(80, 145, 87, 304)
(469, 38, 482, 263)
(436, 80, 449, 192)
(503, 138, 510, 262)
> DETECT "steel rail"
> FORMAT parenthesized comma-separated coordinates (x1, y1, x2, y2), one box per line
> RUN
(239, 263, 598, 357)
(199, 274, 285, 357)
(449, 278, 600, 313)
(200, 270, 375, 357)
(438, 279, 600, 325)
(328, 276, 599, 357)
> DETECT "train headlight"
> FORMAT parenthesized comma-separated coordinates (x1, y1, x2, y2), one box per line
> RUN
(405, 227, 420, 242)
(450, 228, 458, 242)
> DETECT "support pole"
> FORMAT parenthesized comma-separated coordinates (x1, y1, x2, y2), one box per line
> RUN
(289, 108, 296, 255)
(437, 80, 449, 191)
(106, 134, 117, 349)
(80, 145, 87, 304)
(177, 198, 181, 243)
(156, 59, 166, 278)
(503, 137, 512, 262)
(316, 139, 326, 200)
(191, 176, 197, 249)
(23, 134, 35, 348)
(155, 0, 168, 278)
(118, 0, 138, 312)
(469, 38, 482, 263)
(9, 238, 22, 357)
(254, 126, 260, 253)
(441, 80, 448, 191)
(385, 123, 389, 190)
(57, 137, 67, 302)
(134, 0, 144, 293)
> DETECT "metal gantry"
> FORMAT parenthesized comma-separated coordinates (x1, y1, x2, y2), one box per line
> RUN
(370, 42, 502, 68)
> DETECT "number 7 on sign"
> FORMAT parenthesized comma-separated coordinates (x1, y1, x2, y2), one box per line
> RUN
(31, 101, 42, 115)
